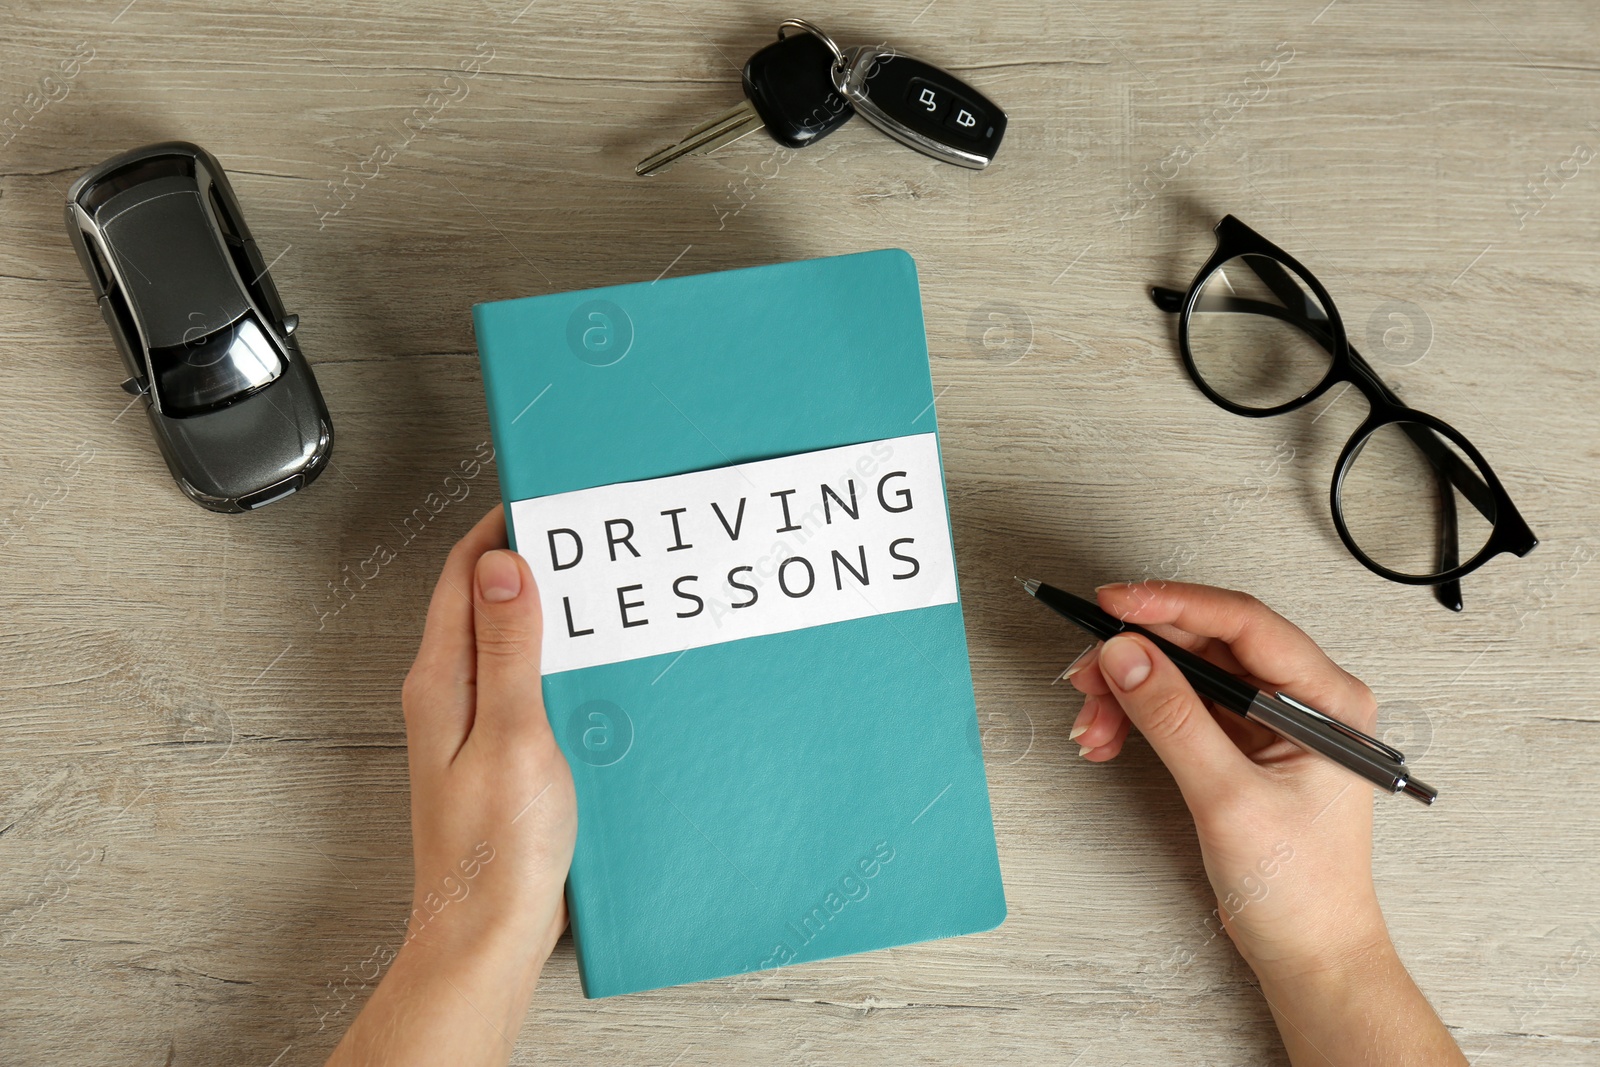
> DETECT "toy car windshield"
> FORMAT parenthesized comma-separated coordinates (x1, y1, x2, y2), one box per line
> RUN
(149, 312, 283, 416)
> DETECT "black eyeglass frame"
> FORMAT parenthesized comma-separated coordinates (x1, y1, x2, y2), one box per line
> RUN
(1151, 215, 1537, 609)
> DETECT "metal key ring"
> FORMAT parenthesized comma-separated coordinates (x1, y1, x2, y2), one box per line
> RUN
(777, 18, 846, 76)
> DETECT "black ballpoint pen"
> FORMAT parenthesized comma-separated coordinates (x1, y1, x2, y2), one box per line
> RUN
(1017, 578, 1437, 805)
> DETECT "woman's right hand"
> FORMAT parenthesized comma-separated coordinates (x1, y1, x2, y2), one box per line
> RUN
(1064, 580, 1387, 978)
(1064, 581, 1465, 1065)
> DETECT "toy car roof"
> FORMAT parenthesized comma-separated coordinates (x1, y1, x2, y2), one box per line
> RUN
(101, 183, 251, 347)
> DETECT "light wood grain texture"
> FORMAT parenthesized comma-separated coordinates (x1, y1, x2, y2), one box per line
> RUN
(2, 1, 1598, 1064)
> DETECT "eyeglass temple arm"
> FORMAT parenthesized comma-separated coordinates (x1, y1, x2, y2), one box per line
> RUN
(1152, 284, 1471, 609)
(1152, 286, 1186, 313)
(1435, 471, 1464, 611)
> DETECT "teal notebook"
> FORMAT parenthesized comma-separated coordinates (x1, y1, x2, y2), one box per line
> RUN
(472, 249, 1005, 998)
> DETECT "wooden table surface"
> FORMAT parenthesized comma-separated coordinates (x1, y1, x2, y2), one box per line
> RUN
(3, 1, 1597, 1064)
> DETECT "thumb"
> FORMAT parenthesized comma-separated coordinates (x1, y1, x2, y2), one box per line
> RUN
(471, 549, 549, 744)
(1098, 633, 1253, 810)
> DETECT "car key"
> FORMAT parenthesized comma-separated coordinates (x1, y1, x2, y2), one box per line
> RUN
(636, 20, 854, 176)
(833, 45, 1007, 169)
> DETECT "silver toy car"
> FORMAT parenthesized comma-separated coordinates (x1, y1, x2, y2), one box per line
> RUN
(66, 141, 332, 512)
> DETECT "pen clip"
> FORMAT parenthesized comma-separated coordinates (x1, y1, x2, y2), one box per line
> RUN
(1274, 692, 1407, 765)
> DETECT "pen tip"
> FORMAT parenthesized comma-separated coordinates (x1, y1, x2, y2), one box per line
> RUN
(1014, 576, 1041, 595)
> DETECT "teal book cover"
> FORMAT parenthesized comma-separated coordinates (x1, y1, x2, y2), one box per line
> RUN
(472, 249, 1005, 998)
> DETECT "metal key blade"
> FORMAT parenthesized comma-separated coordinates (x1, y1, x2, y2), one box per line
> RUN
(635, 100, 766, 176)
(634, 27, 853, 176)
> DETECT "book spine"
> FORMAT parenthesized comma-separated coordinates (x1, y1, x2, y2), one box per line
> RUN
(469, 303, 518, 553)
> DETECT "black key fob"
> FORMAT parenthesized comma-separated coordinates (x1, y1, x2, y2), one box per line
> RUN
(834, 47, 1007, 168)
(742, 32, 855, 148)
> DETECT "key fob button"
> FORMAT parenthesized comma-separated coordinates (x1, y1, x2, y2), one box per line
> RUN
(943, 101, 988, 140)
(906, 77, 953, 122)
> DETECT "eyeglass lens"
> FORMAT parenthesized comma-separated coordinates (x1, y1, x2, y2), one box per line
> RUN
(1187, 254, 1333, 411)
(1339, 421, 1497, 578)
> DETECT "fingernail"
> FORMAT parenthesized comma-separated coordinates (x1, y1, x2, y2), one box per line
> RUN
(1054, 642, 1101, 684)
(1078, 745, 1094, 758)
(1101, 635, 1151, 690)
(1094, 582, 1126, 592)
(1068, 696, 1098, 741)
(478, 551, 522, 603)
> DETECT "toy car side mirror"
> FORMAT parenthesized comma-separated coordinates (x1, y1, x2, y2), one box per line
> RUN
(281, 313, 299, 336)
(120, 376, 148, 396)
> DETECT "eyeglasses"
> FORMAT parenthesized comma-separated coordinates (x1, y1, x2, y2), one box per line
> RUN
(1150, 215, 1537, 611)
